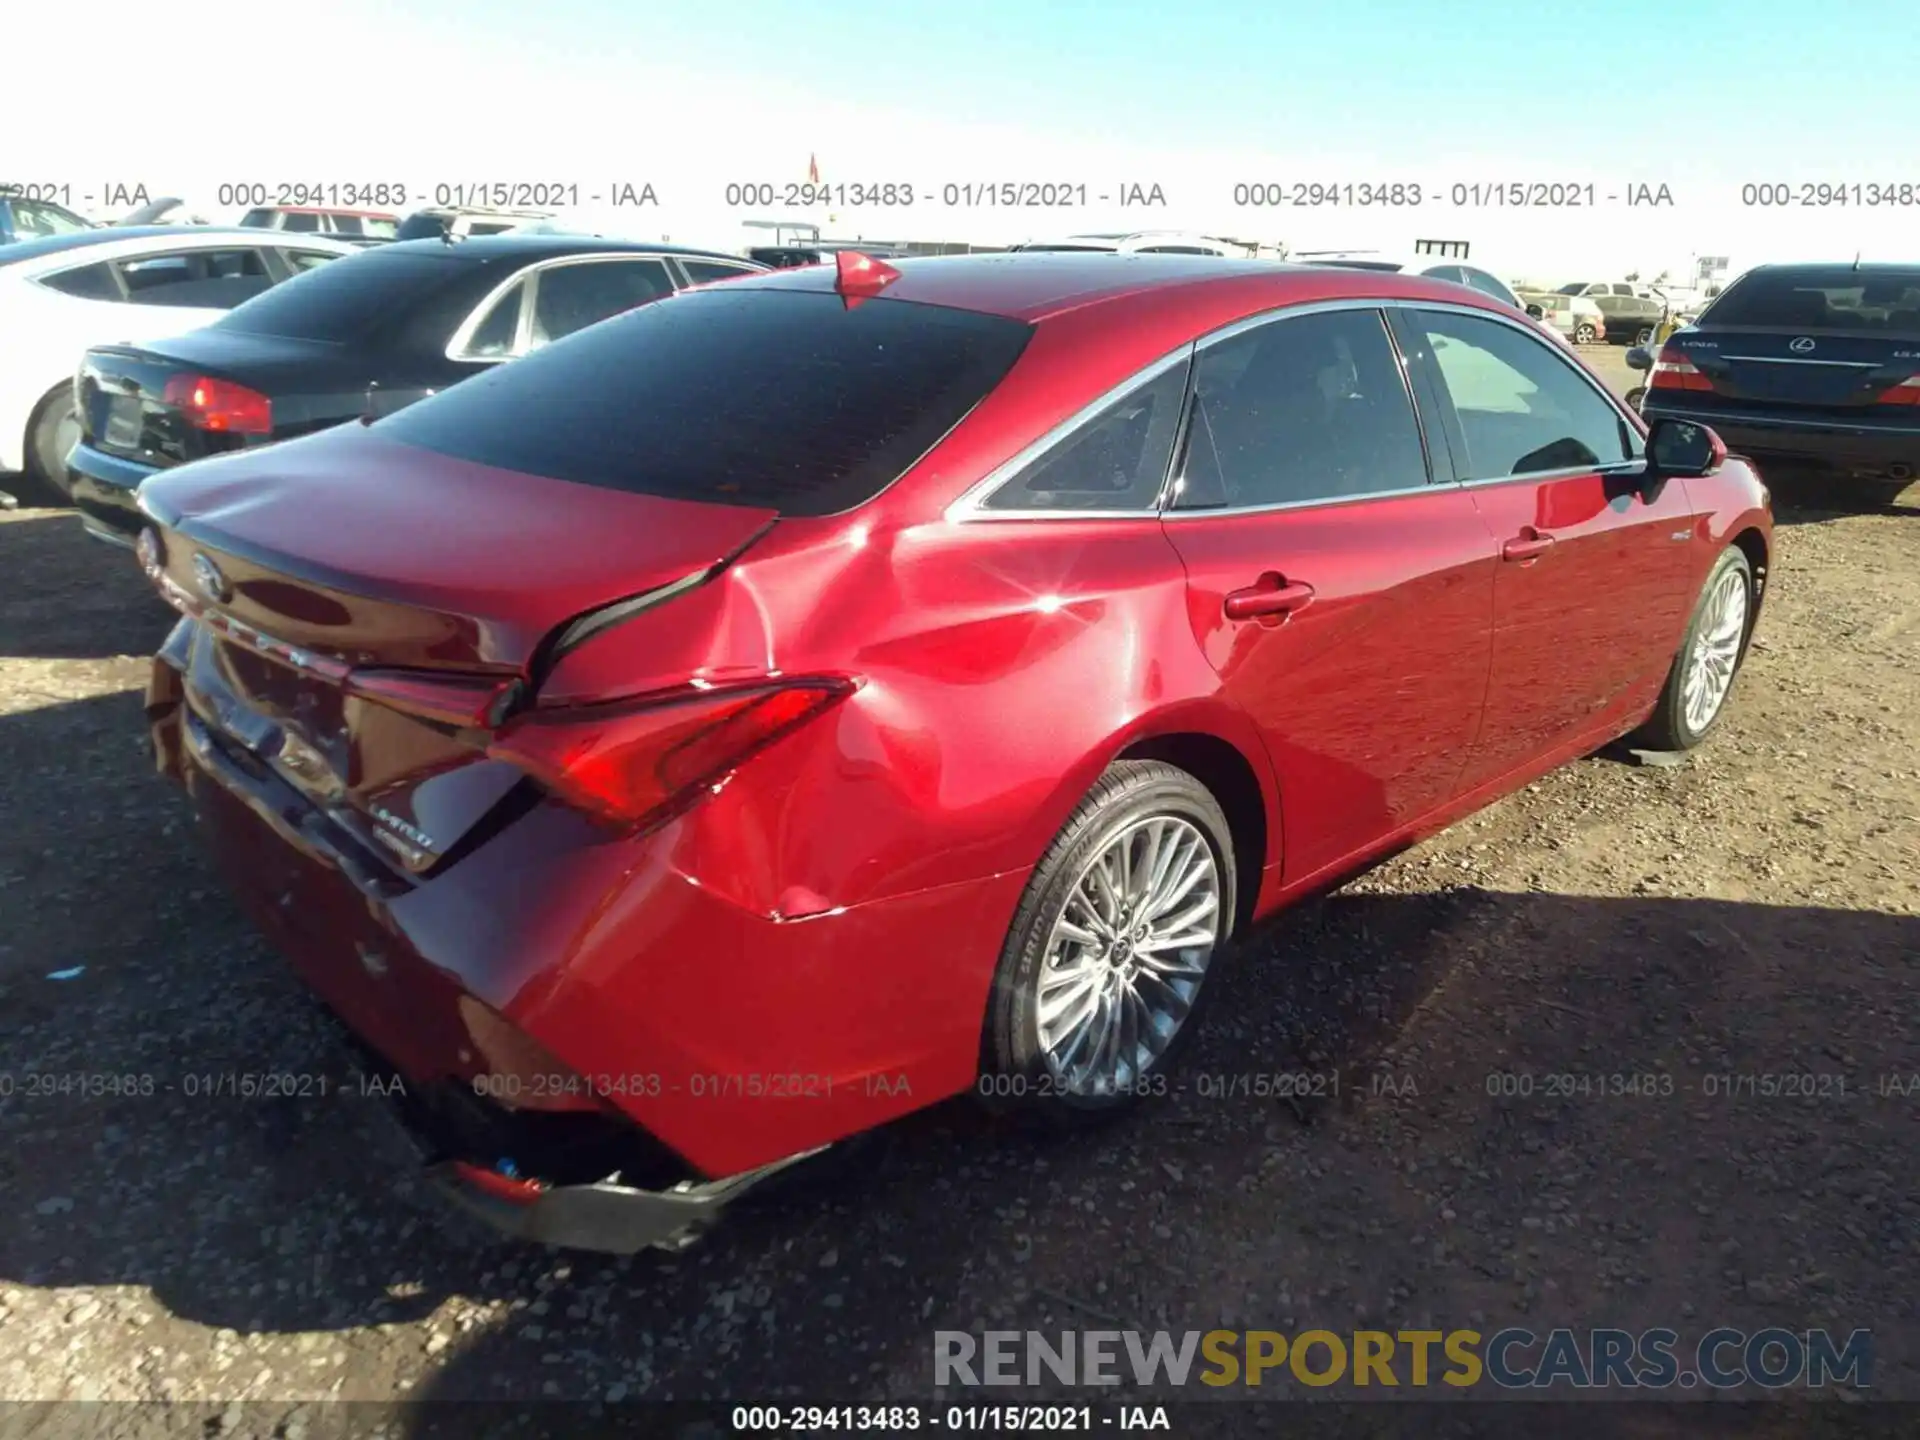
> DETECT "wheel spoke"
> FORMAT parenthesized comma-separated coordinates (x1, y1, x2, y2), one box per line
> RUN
(1035, 812, 1222, 1095)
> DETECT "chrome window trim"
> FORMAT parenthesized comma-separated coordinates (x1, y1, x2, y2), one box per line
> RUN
(943, 347, 1195, 523)
(1398, 298, 1647, 477)
(1160, 479, 1441, 521)
(1168, 302, 1439, 516)
(443, 251, 679, 363)
(947, 296, 1646, 524)
(672, 256, 764, 287)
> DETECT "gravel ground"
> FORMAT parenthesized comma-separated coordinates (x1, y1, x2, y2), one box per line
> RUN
(2, 349, 1916, 1426)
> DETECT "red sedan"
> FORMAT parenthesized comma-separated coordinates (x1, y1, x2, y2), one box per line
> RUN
(136, 252, 1772, 1252)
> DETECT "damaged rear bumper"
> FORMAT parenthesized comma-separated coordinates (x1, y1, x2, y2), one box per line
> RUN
(426, 1153, 815, 1255)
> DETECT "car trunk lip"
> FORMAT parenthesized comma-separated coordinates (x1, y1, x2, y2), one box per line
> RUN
(137, 424, 782, 672)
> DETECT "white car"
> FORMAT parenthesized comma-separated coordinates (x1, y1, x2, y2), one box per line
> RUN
(0, 227, 357, 500)
(1014, 231, 1247, 257)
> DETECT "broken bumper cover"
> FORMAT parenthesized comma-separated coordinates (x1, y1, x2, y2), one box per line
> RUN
(347, 1052, 823, 1255)
(427, 1155, 815, 1255)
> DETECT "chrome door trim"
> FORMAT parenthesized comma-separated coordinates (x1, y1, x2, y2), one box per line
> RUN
(946, 295, 1647, 523)
(443, 251, 680, 363)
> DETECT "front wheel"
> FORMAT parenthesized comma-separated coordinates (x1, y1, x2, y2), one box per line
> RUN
(1631, 546, 1754, 751)
(980, 760, 1236, 1122)
(1635, 325, 1657, 346)
(1574, 322, 1598, 345)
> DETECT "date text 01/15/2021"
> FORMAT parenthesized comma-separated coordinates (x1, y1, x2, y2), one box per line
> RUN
(730, 1404, 1169, 1431)
(718, 182, 1168, 209)
(1227, 181, 1677, 208)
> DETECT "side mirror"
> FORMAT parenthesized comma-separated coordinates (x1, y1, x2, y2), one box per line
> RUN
(1625, 345, 1653, 371)
(1646, 417, 1725, 477)
(1525, 303, 1545, 319)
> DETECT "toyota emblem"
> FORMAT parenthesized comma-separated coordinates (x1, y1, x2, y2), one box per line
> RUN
(1790, 336, 1816, 353)
(192, 553, 232, 604)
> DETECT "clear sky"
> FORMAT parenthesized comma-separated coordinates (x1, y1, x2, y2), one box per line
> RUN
(14, 0, 1912, 282)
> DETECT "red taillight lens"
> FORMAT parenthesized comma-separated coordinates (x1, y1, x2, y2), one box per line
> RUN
(1877, 375, 1920, 406)
(1648, 344, 1712, 392)
(162, 373, 273, 435)
(486, 680, 854, 827)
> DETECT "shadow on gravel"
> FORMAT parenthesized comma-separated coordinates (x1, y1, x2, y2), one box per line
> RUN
(0, 509, 174, 660)
(1, 664, 1913, 1402)
(1760, 468, 1915, 526)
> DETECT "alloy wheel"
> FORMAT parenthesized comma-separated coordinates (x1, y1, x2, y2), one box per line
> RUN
(1681, 565, 1749, 734)
(1035, 815, 1222, 1096)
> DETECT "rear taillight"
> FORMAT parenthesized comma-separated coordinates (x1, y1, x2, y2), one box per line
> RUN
(1876, 375, 1920, 406)
(1648, 344, 1711, 392)
(162, 374, 273, 435)
(486, 679, 855, 828)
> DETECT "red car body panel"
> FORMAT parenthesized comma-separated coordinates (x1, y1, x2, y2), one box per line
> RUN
(139, 256, 1773, 1195)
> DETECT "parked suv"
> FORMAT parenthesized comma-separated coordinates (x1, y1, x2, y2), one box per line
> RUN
(239, 207, 399, 245)
(1518, 289, 1608, 345)
(1557, 282, 1664, 344)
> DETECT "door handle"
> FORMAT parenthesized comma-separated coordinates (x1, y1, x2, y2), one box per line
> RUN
(1224, 574, 1316, 622)
(1501, 527, 1556, 562)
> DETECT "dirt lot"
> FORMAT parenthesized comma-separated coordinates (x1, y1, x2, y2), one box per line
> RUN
(2, 347, 1916, 1426)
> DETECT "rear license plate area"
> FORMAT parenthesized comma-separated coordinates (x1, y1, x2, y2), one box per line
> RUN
(103, 393, 144, 449)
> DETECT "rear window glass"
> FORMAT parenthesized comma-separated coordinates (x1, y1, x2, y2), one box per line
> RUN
(39, 261, 119, 300)
(1701, 268, 1920, 332)
(375, 289, 1034, 516)
(212, 250, 468, 342)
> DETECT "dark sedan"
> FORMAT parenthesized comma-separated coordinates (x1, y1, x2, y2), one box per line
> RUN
(1635, 262, 1920, 506)
(68, 236, 767, 544)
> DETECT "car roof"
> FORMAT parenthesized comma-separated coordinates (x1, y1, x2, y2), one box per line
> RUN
(717, 251, 1511, 325)
(0, 226, 348, 269)
(365, 234, 758, 265)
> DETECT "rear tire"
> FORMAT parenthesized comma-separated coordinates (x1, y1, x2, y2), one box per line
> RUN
(1574, 323, 1598, 345)
(980, 760, 1236, 1124)
(22, 385, 80, 506)
(1630, 546, 1754, 752)
(1635, 325, 1656, 346)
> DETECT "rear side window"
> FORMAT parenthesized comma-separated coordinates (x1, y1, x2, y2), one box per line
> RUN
(38, 262, 120, 300)
(983, 362, 1188, 512)
(1701, 267, 1920, 333)
(1174, 308, 1428, 509)
(456, 279, 526, 358)
(680, 259, 758, 285)
(377, 290, 1034, 516)
(118, 249, 274, 309)
(528, 259, 675, 346)
(213, 251, 468, 341)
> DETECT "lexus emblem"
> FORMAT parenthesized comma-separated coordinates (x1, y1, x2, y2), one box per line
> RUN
(1790, 336, 1816, 353)
(191, 553, 232, 604)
